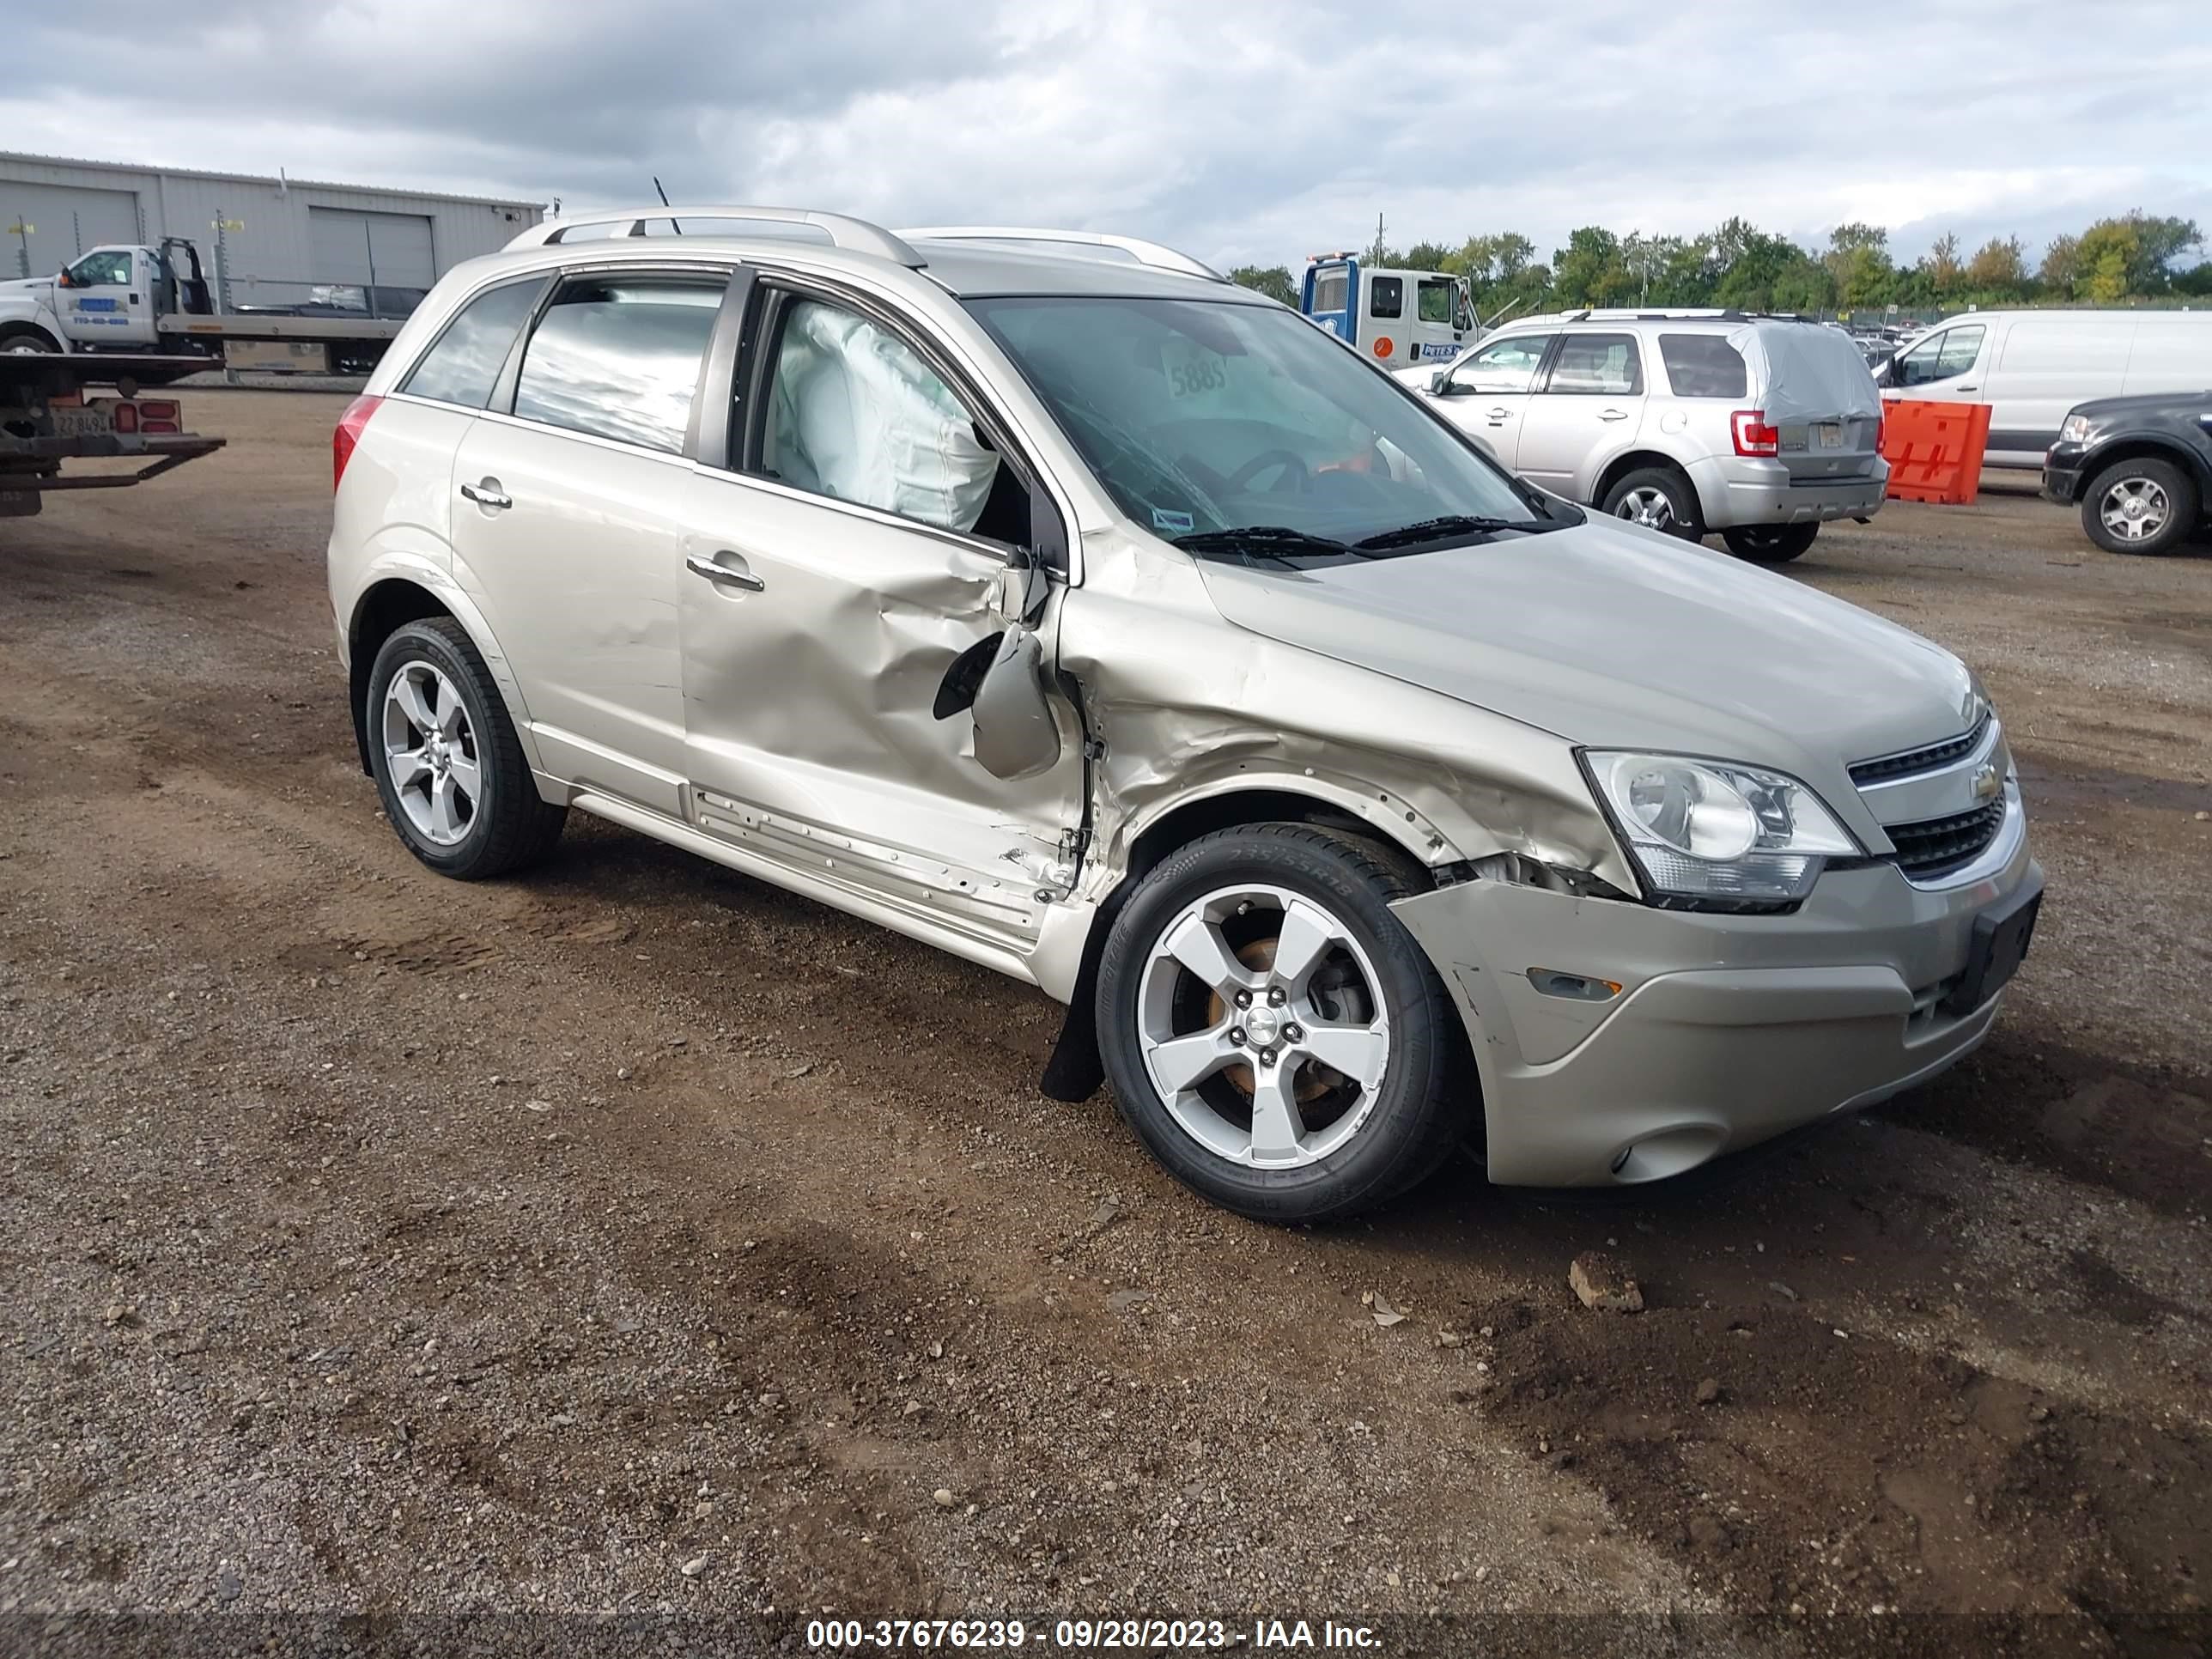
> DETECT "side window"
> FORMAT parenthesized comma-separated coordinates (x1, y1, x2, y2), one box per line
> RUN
(67, 251, 133, 287)
(1896, 325, 1985, 387)
(1543, 332, 1643, 395)
(401, 278, 544, 410)
(512, 272, 724, 453)
(1415, 280, 1457, 325)
(757, 295, 1024, 541)
(1657, 333, 1749, 398)
(1369, 276, 1404, 319)
(1449, 332, 1553, 392)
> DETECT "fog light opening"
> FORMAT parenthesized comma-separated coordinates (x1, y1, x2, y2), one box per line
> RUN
(1610, 1125, 1729, 1184)
(1527, 967, 1623, 1002)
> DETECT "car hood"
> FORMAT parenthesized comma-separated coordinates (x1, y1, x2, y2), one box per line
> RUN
(2068, 390, 2212, 425)
(0, 276, 52, 306)
(1193, 517, 1977, 819)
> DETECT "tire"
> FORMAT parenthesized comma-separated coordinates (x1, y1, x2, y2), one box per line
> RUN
(1601, 465, 1703, 538)
(0, 325, 64, 355)
(1094, 823, 1468, 1223)
(2081, 457, 2197, 556)
(1723, 522, 1820, 562)
(365, 617, 566, 880)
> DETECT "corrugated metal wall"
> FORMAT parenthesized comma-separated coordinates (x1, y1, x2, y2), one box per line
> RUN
(0, 153, 541, 305)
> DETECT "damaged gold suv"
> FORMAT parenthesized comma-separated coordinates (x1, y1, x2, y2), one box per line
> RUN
(328, 208, 2041, 1222)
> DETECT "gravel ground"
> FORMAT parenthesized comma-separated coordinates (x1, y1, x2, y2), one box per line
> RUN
(2, 395, 2209, 1658)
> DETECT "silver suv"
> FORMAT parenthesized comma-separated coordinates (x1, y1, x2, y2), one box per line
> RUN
(327, 207, 2037, 1222)
(1408, 309, 1888, 562)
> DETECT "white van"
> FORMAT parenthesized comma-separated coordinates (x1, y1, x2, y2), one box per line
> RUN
(1876, 309, 2212, 468)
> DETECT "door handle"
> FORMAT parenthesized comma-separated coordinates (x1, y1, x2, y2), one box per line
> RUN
(1597, 408, 1630, 422)
(1486, 407, 1512, 421)
(1956, 385, 1978, 392)
(459, 480, 511, 510)
(686, 552, 765, 592)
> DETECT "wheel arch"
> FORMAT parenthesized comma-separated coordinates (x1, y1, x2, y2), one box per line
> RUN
(2081, 435, 2212, 499)
(0, 321, 64, 353)
(346, 573, 538, 777)
(1038, 781, 1440, 1104)
(1592, 449, 1703, 526)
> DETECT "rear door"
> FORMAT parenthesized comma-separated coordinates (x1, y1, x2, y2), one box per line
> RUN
(448, 264, 731, 817)
(1513, 331, 1645, 496)
(1425, 331, 1555, 465)
(1363, 273, 1408, 367)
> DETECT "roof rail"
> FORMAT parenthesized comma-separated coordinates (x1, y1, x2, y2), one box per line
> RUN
(505, 205, 925, 268)
(899, 226, 1228, 283)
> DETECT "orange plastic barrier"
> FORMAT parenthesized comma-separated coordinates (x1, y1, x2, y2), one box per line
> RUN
(1881, 398, 1993, 506)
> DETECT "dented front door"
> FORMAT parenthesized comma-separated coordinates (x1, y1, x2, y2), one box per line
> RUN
(673, 472, 1085, 949)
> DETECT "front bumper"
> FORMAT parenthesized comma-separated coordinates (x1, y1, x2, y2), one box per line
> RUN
(1687, 455, 1889, 529)
(1389, 819, 2039, 1187)
(2042, 441, 2090, 503)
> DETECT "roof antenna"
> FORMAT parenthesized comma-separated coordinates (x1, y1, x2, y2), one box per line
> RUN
(653, 177, 680, 235)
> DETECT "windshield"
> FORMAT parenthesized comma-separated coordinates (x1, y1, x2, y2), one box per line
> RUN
(967, 295, 1564, 557)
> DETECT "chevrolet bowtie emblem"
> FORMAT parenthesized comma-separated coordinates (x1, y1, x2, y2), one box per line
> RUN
(1972, 763, 2002, 801)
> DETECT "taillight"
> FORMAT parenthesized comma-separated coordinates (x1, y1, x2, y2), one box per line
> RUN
(1875, 410, 1886, 454)
(112, 401, 140, 434)
(333, 393, 383, 492)
(137, 398, 180, 435)
(1731, 409, 1779, 457)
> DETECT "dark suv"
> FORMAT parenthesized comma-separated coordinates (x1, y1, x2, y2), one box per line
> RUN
(2043, 392, 2212, 556)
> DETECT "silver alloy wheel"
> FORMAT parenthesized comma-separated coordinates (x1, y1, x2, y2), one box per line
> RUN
(1614, 485, 1675, 530)
(2099, 476, 2171, 543)
(1136, 883, 1391, 1170)
(381, 659, 482, 847)
(3, 337, 52, 355)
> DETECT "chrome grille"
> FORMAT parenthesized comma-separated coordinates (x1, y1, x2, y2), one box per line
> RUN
(1849, 715, 1990, 787)
(1886, 799, 2006, 879)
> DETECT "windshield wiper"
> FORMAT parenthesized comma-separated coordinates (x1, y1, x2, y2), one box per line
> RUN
(1351, 514, 1544, 551)
(1171, 526, 1353, 560)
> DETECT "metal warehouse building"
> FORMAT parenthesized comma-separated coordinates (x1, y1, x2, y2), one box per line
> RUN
(1, 152, 543, 307)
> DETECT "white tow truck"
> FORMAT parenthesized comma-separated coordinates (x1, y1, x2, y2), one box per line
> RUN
(0, 238, 404, 374)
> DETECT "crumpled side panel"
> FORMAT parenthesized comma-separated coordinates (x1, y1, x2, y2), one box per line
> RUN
(1057, 540, 1635, 899)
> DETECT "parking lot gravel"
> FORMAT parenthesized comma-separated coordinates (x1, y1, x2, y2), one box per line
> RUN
(3, 393, 2209, 1656)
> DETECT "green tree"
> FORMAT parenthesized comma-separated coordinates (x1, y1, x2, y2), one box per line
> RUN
(1446, 232, 1551, 322)
(1401, 240, 1455, 273)
(2039, 233, 2081, 293)
(1228, 264, 1297, 306)
(2174, 261, 2212, 297)
(2074, 218, 2140, 301)
(1823, 222, 1896, 307)
(1966, 235, 2028, 296)
(1552, 226, 1635, 307)
(1713, 222, 1815, 311)
(1919, 231, 1964, 296)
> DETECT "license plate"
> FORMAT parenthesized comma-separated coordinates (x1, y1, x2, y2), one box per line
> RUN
(1815, 422, 1845, 449)
(1942, 881, 2041, 1016)
(51, 405, 113, 437)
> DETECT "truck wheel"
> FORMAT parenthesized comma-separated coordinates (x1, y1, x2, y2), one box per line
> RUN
(1, 325, 63, 355)
(2081, 458, 2197, 556)
(1094, 823, 1467, 1223)
(366, 618, 566, 880)
(1601, 466, 1702, 538)
(1723, 523, 1820, 562)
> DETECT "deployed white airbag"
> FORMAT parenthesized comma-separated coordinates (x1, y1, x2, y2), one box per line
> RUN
(773, 301, 1001, 533)
(1729, 321, 1881, 425)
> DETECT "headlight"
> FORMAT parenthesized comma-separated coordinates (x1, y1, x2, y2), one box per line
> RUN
(2059, 414, 2091, 445)
(1583, 751, 1861, 904)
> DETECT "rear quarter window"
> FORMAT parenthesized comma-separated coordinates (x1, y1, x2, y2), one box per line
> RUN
(403, 278, 545, 409)
(1658, 333, 1749, 398)
(512, 274, 726, 453)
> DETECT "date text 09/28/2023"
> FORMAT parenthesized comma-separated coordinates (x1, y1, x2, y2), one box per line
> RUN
(804, 1617, 1382, 1650)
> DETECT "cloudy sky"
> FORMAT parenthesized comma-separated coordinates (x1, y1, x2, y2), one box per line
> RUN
(8, 0, 2209, 272)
